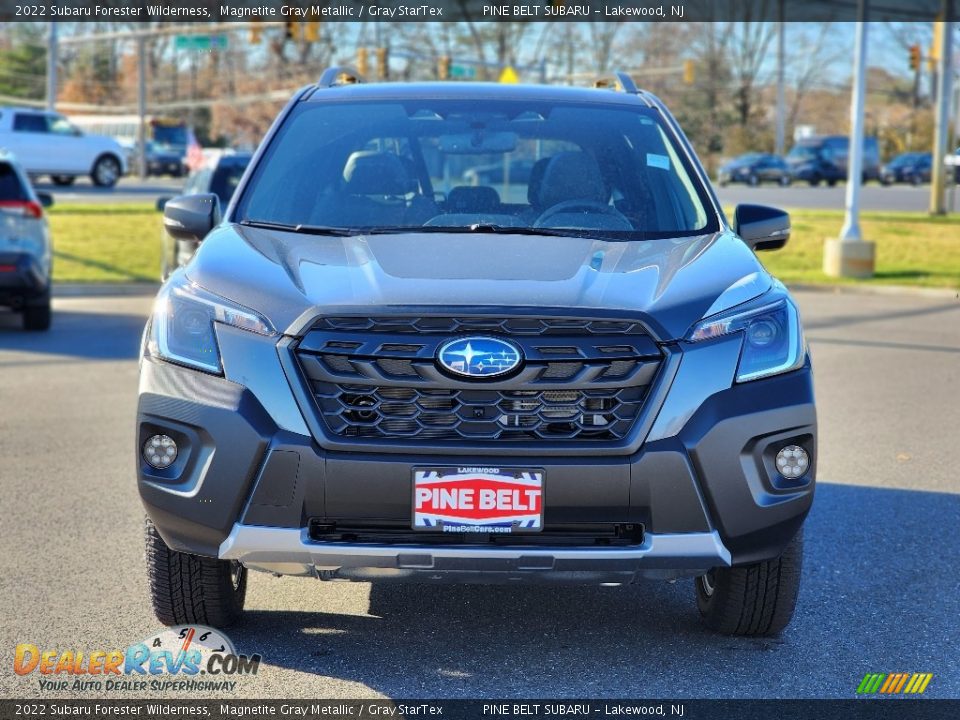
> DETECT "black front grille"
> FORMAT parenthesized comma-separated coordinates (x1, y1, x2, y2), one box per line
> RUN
(314, 383, 648, 441)
(294, 314, 663, 445)
(311, 316, 650, 336)
(309, 519, 645, 546)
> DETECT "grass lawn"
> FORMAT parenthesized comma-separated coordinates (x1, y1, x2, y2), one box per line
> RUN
(49, 203, 161, 284)
(48, 202, 960, 290)
(756, 209, 960, 290)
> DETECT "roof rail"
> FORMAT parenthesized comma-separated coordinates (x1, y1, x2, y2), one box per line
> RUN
(593, 71, 638, 94)
(317, 66, 364, 88)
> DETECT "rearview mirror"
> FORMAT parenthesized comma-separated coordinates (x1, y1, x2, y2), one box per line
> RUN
(155, 196, 172, 212)
(36, 192, 54, 209)
(162, 193, 221, 244)
(733, 204, 790, 252)
(438, 131, 518, 154)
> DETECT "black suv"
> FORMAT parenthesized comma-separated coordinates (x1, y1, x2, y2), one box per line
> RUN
(140, 71, 815, 636)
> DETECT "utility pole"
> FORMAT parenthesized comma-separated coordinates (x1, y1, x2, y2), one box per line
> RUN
(775, 1, 786, 156)
(840, 16, 868, 243)
(824, 1, 876, 278)
(929, 2, 955, 215)
(46, 22, 57, 111)
(137, 37, 147, 181)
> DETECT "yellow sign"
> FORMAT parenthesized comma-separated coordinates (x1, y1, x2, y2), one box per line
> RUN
(499, 66, 519, 84)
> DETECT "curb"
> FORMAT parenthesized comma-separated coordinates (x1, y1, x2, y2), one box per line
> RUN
(53, 283, 160, 298)
(787, 282, 960, 300)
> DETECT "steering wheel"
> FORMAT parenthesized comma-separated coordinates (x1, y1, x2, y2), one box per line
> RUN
(534, 199, 624, 228)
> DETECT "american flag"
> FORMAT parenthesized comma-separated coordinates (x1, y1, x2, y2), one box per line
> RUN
(185, 128, 204, 172)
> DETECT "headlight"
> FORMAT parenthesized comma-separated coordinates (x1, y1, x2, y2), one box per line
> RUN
(688, 291, 806, 382)
(147, 274, 275, 374)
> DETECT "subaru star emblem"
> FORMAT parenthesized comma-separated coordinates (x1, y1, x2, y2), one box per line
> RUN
(437, 337, 523, 379)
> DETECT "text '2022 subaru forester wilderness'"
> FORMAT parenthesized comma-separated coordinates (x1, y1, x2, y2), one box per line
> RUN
(140, 70, 815, 636)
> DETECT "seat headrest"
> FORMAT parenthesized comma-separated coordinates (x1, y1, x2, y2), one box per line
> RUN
(527, 157, 552, 208)
(536, 152, 608, 208)
(447, 186, 500, 213)
(343, 151, 410, 195)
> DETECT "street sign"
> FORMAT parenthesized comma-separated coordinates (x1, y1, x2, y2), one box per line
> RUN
(450, 65, 476, 79)
(499, 66, 519, 84)
(175, 35, 228, 51)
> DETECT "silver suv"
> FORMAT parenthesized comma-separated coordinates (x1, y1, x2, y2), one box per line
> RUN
(139, 71, 815, 636)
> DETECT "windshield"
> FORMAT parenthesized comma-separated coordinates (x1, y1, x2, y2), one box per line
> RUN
(787, 146, 819, 162)
(234, 99, 717, 240)
(152, 123, 188, 149)
(889, 153, 921, 167)
(730, 153, 763, 166)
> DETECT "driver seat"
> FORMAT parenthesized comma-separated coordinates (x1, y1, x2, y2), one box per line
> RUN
(533, 152, 632, 231)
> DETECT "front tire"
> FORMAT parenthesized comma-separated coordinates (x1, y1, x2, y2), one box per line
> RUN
(696, 529, 803, 636)
(145, 517, 247, 627)
(91, 155, 122, 188)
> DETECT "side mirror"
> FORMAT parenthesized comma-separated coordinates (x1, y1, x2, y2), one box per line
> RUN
(155, 196, 172, 212)
(36, 192, 54, 209)
(733, 204, 790, 252)
(162, 193, 221, 243)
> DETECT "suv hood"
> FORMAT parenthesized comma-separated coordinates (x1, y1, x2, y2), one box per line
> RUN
(185, 226, 771, 341)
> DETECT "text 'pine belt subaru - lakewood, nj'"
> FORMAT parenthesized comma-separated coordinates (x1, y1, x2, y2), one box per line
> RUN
(139, 70, 815, 636)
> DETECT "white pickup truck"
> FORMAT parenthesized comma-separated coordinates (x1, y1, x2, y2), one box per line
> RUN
(0, 107, 126, 188)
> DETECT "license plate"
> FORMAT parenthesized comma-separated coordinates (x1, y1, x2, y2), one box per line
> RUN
(412, 467, 544, 533)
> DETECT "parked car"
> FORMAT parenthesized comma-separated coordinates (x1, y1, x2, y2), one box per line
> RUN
(880, 152, 932, 186)
(145, 141, 187, 178)
(786, 135, 880, 186)
(141, 71, 815, 637)
(0, 107, 127, 187)
(0, 150, 54, 330)
(718, 153, 792, 187)
(156, 152, 252, 279)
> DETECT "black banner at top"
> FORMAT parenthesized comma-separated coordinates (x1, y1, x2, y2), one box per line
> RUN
(0, 0, 953, 24)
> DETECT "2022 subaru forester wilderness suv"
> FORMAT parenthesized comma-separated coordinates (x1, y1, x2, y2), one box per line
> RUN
(139, 70, 815, 636)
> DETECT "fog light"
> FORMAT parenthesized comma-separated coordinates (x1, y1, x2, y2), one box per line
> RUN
(775, 445, 808, 479)
(143, 434, 178, 469)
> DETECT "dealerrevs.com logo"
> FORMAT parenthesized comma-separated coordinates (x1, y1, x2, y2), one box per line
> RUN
(13, 625, 261, 693)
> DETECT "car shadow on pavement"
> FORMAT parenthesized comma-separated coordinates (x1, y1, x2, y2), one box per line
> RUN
(0, 308, 146, 360)
(228, 482, 960, 699)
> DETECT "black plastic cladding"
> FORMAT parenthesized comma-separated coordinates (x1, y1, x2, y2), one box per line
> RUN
(291, 314, 670, 449)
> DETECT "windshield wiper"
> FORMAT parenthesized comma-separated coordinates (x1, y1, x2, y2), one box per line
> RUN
(367, 224, 589, 238)
(239, 219, 358, 236)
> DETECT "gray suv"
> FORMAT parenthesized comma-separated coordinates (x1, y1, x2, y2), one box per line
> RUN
(140, 71, 815, 636)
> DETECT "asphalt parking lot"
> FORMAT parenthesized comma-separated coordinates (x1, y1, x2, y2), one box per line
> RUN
(0, 289, 958, 699)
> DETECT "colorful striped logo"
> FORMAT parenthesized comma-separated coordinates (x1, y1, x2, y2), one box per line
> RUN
(857, 673, 933, 695)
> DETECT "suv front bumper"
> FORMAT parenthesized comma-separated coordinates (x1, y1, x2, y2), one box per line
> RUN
(219, 525, 731, 583)
(138, 329, 815, 581)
